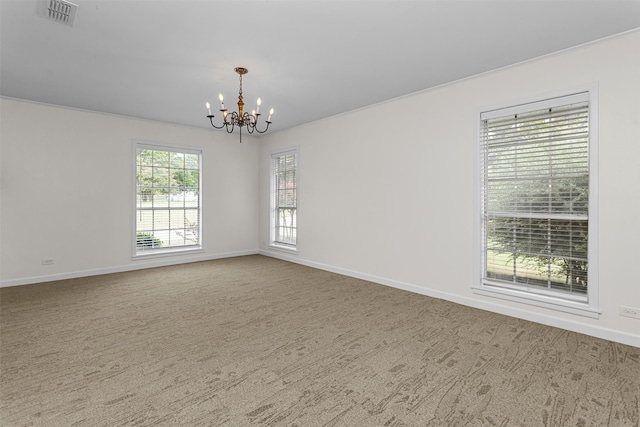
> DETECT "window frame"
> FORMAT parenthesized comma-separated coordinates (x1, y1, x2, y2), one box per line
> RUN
(474, 88, 599, 318)
(269, 147, 299, 252)
(133, 140, 203, 259)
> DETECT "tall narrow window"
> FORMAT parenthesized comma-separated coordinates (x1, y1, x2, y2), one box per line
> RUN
(270, 149, 298, 249)
(135, 142, 202, 256)
(479, 91, 597, 315)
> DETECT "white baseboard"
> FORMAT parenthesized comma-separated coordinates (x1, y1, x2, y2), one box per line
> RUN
(0, 250, 259, 288)
(259, 249, 640, 348)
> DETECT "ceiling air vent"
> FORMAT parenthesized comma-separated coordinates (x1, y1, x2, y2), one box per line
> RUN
(37, 0, 78, 27)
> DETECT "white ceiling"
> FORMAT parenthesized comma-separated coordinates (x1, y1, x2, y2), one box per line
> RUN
(2, 1, 640, 133)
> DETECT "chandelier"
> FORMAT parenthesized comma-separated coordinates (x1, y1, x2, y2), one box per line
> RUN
(205, 67, 273, 143)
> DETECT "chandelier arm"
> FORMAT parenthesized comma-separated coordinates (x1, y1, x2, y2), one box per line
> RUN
(207, 115, 225, 129)
(243, 112, 257, 134)
(253, 121, 271, 134)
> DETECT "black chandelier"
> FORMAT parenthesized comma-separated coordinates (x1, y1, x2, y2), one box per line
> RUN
(205, 67, 273, 143)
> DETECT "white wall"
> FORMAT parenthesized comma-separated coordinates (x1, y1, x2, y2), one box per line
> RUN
(258, 31, 640, 346)
(0, 99, 259, 284)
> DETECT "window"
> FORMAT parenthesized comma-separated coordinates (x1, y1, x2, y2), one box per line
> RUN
(270, 149, 298, 249)
(478, 91, 598, 316)
(135, 142, 202, 256)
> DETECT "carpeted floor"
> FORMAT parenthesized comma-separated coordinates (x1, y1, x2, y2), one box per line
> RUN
(1, 255, 638, 426)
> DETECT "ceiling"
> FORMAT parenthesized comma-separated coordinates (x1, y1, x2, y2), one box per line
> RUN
(2, 1, 640, 133)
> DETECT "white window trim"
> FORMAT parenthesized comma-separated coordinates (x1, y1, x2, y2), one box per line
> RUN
(132, 140, 204, 260)
(269, 147, 299, 253)
(473, 86, 599, 318)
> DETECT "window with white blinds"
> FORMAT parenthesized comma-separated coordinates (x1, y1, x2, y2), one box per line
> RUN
(270, 149, 298, 249)
(480, 92, 594, 306)
(134, 142, 202, 256)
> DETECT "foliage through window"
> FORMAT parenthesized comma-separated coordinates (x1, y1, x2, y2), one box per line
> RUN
(270, 149, 297, 248)
(480, 93, 591, 301)
(135, 143, 201, 255)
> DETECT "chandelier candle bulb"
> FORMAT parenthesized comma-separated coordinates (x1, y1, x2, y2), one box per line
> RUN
(205, 102, 212, 116)
(256, 97, 262, 114)
(268, 108, 274, 122)
(219, 93, 225, 109)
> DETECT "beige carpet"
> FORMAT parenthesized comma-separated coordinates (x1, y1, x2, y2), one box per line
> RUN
(1, 255, 638, 426)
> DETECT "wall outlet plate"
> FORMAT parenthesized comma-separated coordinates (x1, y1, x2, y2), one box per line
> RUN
(619, 306, 640, 320)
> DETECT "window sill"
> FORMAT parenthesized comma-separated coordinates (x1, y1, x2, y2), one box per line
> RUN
(472, 283, 600, 319)
(267, 244, 298, 255)
(133, 246, 204, 261)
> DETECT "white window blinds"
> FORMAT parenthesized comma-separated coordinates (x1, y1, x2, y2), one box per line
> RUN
(271, 150, 298, 247)
(480, 93, 590, 299)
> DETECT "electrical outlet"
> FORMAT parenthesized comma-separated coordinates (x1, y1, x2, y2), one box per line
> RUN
(41, 258, 54, 266)
(619, 306, 640, 320)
